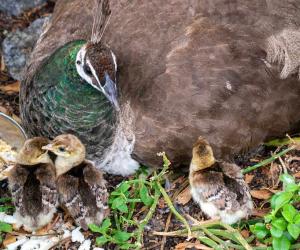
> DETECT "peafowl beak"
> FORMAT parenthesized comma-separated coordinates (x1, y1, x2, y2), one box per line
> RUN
(101, 72, 120, 111)
(42, 144, 53, 151)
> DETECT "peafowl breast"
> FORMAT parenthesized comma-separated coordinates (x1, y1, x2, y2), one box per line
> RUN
(21, 0, 300, 175)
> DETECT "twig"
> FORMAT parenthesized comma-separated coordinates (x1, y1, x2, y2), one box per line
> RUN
(152, 221, 220, 236)
(156, 180, 192, 240)
(49, 236, 71, 250)
(135, 183, 161, 249)
(242, 146, 294, 174)
(160, 213, 171, 250)
(10, 232, 60, 237)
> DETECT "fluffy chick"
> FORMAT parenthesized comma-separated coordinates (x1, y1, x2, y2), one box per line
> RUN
(8, 137, 58, 232)
(189, 137, 253, 224)
(43, 134, 109, 230)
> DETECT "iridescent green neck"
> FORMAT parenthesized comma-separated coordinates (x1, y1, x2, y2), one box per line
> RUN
(31, 40, 117, 156)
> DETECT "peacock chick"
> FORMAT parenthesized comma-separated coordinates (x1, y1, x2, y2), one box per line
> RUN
(42, 134, 109, 230)
(8, 137, 58, 232)
(189, 137, 253, 224)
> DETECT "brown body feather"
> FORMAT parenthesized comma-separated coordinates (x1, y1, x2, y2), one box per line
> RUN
(57, 160, 108, 230)
(22, 0, 300, 168)
(8, 163, 58, 231)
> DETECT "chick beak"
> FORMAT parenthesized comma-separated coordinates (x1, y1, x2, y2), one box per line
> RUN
(101, 72, 120, 111)
(42, 144, 54, 152)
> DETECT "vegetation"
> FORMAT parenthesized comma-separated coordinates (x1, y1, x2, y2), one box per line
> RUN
(1, 141, 300, 249)
(89, 153, 173, 249)
(250, 174, 300, 250)
(0, 198, 13, 243)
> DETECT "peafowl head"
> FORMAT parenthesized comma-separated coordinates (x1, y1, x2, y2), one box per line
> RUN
(17, 137, 51, 166)
(190, 137, 216, 172)
(42, 134, 86, 176)
(76, 0, 119, 110)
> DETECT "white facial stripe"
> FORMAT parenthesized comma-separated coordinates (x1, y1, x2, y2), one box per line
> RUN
(111, 51, 117, 72)
(76, 45, 95, 86)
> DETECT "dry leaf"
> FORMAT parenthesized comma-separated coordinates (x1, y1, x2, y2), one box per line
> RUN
(245, 174, 254, 184)
(241, 229, 250, 238)
(175, 241, 212, 250)
(1, 55, 5, 71)
(3, 235, 17, 248)
(250, 189, 272, 200)
(293, 172, 300, 178)
(0, 81, 20, 93)
(253, 208, 270, 217)
(0, 106, 9, 115)
(176, 186, 192, 205)
(12, 114, 21, 124)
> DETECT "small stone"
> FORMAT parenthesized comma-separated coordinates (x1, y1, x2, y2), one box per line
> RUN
(2, 16, 51, 80)
(0, 0, 47, 16)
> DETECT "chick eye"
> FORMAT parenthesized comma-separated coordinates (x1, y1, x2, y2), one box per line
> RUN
(83, 64, 93, 76)
(76, 60, 81, 65)
(58, 147, 65, 152)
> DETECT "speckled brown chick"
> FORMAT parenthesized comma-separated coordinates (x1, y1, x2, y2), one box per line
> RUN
(8, 137, 58, 232)
(43, 134, 109, 230)
(189, 137, 253, 224)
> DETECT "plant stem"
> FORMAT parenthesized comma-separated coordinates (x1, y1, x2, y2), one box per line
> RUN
(220, 222, 252, 250)
(242, 147, 294, 174)
(198, 235, 221, 249)
(156, 180, 192, 240)
(153, 221, 221, 236)
(195, 225, 228, 249)
(135, 183, 161, 249)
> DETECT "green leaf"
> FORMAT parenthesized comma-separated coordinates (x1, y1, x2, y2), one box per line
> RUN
(100, 218, 111, 233)
(280, 174, 295, 185)
(110, 191, 121, 196)
(119, 243, 135, 249)
(271, 193, 280, 210)
(113, 231, 132, 243)
(96, 236, 108, 246)
(139, 184, 153, 206)
(0, 206, 14, 213)
(265, 214, 274, 223)
(270, 226, 283, 238)
(112, 197, 125, 209)
(119, 182, 131, 193)
(0, 222, 12, 233)
(272, 218, 288, 231)
(118, 203, 128, 213)
(282, 204, 298, 223)
(250, 223, 269, 240)
(287, 224, 300, 240)
(272, 235, 291, 250)
(274, 192, 293, 211)
(294, 214, 300, 225)
(88, 224, 102, 233)
(0, 198, 12, 203)
(285, 183, 299, 192)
